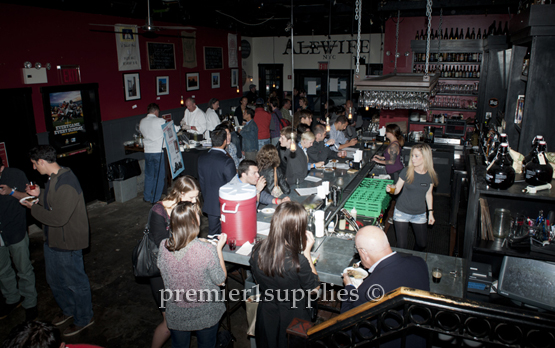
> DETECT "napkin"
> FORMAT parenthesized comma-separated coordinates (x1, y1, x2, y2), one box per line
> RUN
(257, 221, 271, 236)
(305, 176, 322, 182)
(236, 241, 254, 256)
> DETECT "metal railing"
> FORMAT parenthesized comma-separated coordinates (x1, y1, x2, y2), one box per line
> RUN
(287, 287, 555, 347)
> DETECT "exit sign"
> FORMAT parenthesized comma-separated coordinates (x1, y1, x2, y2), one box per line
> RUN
(57, 65, 81, 84)
(318, 62, 328, 70)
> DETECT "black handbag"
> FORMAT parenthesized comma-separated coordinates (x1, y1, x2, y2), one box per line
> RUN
(132, 210, 161, 277)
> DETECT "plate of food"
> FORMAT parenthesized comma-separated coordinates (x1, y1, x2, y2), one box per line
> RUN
(329, 159, 339, 163)
(323, 168, 334, 172)
(260, 208, 275, 214)
(315, 166, 325, 170)
(342, 266, 369, 288)
(19, 196, 38, 204)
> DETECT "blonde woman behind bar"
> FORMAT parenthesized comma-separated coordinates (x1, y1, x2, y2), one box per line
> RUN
(388, 143, 438, 251)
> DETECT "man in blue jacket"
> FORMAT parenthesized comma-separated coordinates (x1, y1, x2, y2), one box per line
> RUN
(239, 108, 258, 161)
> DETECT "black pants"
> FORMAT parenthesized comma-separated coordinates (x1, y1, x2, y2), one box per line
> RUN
(394, 221, 428, 251)
(207, 214, 221, 239)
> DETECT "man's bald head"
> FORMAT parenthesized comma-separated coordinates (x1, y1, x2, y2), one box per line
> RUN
(355, 226, 392, 268)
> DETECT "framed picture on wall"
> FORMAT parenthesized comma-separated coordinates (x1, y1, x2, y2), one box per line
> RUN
(156, 76, 169, 95)
(123, 73, 141, 101)
(186, 72, 199, 91)
(211, 72, 220, 89)
(231, 69, 238, 87)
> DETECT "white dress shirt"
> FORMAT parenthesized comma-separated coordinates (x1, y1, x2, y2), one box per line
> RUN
(139, 114, 166, 153)
(181, 106, 207, 135)
(204, 108, 221, 137)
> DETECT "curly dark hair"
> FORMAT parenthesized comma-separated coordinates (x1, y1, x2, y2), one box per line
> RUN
(256, 144, 280, 171)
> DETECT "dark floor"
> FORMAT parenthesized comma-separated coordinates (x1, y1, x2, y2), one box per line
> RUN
(0, 194, 451, 347)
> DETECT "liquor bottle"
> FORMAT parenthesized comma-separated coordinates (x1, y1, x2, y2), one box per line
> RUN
(473, 66, 478, 78)
(472, 52, 477, 62)
(491, 20, 498, 35)
(486, 143, 516, 189)
(454, 28, 459, 40)
(483, 28, 488, 39)
(522, 49, 530, 76)
(438, 52, 443, 62)
(525, 141, 554, 185)
(488, 133, 512, 164)
(439, 29, 443, 40)
(465, 28, 471, 39)
(523, 135, 544, 167)
(447, 53, 452, 62)
(420, 30, 425, 40)
(497, 21, 503, 36)
(477, 65, 480, 78)
(444, 28, 449, 40)
(477, 28, 482, 39)
(415, 31, 420, 40)
(460, 28, 464, 39)
(503, 21, 509, 36)
(471, 28, 476, 39)
(449, 28, 454, 40)
(478, 53, 482, 62)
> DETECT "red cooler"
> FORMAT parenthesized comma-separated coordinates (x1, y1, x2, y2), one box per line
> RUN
(219, 181, 257, 246)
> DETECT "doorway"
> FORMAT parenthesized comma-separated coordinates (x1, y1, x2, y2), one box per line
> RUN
(40, 84, 112, 203)
(258, 64, 283, 102)
(294, 69, 353, 117)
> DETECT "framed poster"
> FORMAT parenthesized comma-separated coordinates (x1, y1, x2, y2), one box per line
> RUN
(231, 69, 238, 87)
(186, 72, 199, 91)
(162, 121, 184, 179)
(211, 72, 220, 88)
(123, 73, 141, 101)
(204, 47, 223, 70)
(147, 42, 176, 70)
(43, 89, 88, 151)
(156, 76, 169, 95)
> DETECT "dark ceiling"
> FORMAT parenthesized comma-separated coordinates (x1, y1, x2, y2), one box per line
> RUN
(5, 0, 520, 37)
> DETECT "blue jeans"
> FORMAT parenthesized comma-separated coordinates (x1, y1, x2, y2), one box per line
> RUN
(170, 322, 219, 348)
(144, 152, 166, 203)
(258, 138, 270, 150)
(44, 244, 93, 326)
(0, 234, 37, 308)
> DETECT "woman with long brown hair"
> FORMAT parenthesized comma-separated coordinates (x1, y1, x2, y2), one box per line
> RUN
(158, 202, 227, 348)
(372, 123, 405, 183)
(257, 144, 291, 197)
(387, 143, 438, 251)
(249, 201, 319, 348)
(148, 175, 202, 348)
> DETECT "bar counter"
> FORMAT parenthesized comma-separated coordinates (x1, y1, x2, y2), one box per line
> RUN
(222, 143, 466, 299)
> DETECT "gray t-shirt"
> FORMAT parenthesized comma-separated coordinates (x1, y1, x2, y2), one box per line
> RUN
(396, 167, 433, 215)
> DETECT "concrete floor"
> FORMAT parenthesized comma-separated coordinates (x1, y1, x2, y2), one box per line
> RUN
(0, 195, 256, 347)
(1, 192, 450, 346)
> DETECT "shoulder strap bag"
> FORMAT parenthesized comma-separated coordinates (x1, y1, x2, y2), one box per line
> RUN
(132, 210, 161, 277)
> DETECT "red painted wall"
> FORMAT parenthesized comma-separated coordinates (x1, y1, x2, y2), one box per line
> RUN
(380, 14, 510, 128)
(0, 4, 241, 133)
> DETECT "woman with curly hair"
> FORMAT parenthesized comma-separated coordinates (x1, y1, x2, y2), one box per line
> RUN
(257, 144, 291, 198)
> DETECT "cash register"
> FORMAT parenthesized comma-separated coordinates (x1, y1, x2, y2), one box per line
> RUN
(434, 119, 466, 145)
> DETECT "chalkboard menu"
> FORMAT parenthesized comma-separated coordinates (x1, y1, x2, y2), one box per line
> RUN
(147, 42, 176, 70)
(204, 47, 223, 70)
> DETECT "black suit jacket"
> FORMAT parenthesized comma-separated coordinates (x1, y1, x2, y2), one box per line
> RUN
(198, 148, 237, 216)
(307, 140, 340, 163)
(341, 252, 429, 313)
(284, 147, 308, 186)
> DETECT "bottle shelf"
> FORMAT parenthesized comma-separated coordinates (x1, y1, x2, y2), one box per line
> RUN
(439, 77, 480, 81)
(414, 61, 482, 65)
(430, 107, 478, 112)
(408, 121, 447, 126)
(436, 93, 479, 97)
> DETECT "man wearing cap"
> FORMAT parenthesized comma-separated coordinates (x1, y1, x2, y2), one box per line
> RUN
(254, 98, 271, 150)
(246, 84, 258, 105)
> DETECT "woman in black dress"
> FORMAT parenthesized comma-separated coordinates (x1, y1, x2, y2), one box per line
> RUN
(249, 201, 320, 348)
